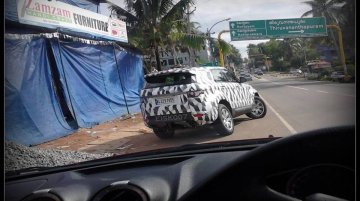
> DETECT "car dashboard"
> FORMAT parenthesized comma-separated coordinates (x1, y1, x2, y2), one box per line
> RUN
(5, 126, 355, 201)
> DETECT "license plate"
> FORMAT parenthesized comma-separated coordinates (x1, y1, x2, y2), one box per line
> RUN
(154, 96, 180, 106)
(155, 114, 188, 122)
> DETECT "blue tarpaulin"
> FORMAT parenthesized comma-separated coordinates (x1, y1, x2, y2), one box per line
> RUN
(5, 36, 144, 145)
(49, 39, 141, 128)
(115, 49, 145, 113)
(5, 37, 75, 146)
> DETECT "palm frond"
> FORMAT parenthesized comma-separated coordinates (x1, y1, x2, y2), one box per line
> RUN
(162, 0, 194, 22)
(180, 33, 205, 50)
(133, 0, 144, 20)
(158, 0, 173, 17)
(124, 0, 134, 12)
(139, 0, 151, 22)
(327, 6, 347, 24)
(217, 39, 232, 55)
(302, 1, 319, 7)
(301, 10, 314, 17)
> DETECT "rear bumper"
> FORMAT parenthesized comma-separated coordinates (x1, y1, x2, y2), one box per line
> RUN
(144, 113, 194, 128)
(143, 112, 214, 128)
(140, 95, 217, 128)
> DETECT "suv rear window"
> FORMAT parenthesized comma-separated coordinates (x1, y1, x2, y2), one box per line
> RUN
(145, 73, 193, 88)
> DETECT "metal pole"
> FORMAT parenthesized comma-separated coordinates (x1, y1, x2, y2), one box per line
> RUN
(326, 25, 348, 80)
(218, 30, 230, 67)
(208, 18, 231, 35)
(207, 18, 231, 66)
(113, 43, 130, 116)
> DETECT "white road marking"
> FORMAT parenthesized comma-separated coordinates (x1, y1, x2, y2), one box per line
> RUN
(317, 90, 329, 93)
(316, 90, 354, 97)
(324, 83, 346, 86)
(287, 86, 309, 91)
(260, 96, 297, 135)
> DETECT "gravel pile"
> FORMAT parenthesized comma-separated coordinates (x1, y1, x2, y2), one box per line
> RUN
(5, 141, 114, 172)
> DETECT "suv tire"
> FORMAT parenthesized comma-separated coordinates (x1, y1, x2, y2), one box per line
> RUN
(214, 104, 234, 136)
(153, 126, 175, 139)
(246, 96, 267, 119)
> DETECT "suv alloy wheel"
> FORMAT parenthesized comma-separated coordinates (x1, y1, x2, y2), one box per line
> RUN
(246, 96, 267, 119)
(215, 104, 234, 136)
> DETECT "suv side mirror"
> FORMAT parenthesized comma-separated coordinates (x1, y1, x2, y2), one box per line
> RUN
(239, 76, 247, 83)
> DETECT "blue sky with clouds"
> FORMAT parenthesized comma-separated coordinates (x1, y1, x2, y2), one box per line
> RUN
(103, 0, 312, 58)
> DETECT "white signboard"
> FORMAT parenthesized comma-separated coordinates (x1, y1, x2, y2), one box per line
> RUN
(16, 0, 128, 43)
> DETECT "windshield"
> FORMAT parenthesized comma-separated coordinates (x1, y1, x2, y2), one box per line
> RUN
(5, 0, 355, 173)
(210, 69, 238, 82)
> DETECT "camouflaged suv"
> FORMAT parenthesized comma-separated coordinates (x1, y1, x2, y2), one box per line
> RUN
(140, 67, 267, 139)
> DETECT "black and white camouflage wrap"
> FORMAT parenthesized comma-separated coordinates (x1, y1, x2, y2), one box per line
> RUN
(140, 67, 257, 127)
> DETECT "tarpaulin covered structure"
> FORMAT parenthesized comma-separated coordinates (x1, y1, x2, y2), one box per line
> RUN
(5, 0, 144, 146)
(49, 38, 143, 128)
(5, 37, 75, 145)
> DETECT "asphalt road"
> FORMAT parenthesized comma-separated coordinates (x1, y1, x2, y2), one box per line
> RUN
(77, 74, 356, 155)
(250, 75, 355, 134)
(163, 74, 355, 145)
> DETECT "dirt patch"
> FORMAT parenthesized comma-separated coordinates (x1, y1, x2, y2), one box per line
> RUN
(35, 113, 152, 152)
(34, 113, 225, 156)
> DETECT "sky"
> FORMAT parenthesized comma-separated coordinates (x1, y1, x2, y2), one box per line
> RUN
(103, 0, 312, 58)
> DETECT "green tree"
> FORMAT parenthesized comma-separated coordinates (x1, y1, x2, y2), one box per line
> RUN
(227, 44, 243, 67)
(301, 0, 347, 63)
(338, 0, 355, 63)
(110, 0, 194, 71)
(166, 20, 205, 66)
(215, 40, 243, 67)
(301, 0, 346, 24)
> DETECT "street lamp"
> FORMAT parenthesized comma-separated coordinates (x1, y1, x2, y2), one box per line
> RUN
(206, 17, 231, 65)
(206, 17, 231, 36)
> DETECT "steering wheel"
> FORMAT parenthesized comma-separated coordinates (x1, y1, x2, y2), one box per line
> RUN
(183, 125, 355, 201)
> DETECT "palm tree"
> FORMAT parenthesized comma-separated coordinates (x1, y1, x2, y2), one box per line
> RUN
(301, 0, 346, 24)
(180, 21, 206, 66)
(301, 0, 346, 63)
(110, 0, 203, 71)
(338, 0, 355, 63)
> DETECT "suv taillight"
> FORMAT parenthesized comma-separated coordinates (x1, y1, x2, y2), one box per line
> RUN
(188, 90, 204, 97)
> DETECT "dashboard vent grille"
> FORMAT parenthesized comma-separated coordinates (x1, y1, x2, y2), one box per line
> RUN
(93, 184, 148, 201)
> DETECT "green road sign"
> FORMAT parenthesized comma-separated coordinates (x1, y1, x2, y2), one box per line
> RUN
(229, 17, 327, 41)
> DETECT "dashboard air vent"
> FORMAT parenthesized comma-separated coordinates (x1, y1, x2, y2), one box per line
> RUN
(92, 182, 148, 201)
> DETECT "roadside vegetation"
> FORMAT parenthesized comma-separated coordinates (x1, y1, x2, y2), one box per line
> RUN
(110, 0, 354, 78)
(246, 0, 354, 80)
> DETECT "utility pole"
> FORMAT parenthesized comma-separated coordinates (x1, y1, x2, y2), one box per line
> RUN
(327, 25, 348, 80)
(218, 30, 230, 67)
(206, 18, 231, 66)
(258, 47, 269, 72)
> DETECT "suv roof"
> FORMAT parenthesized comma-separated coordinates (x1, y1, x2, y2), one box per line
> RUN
(145, 66, 226, 78)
